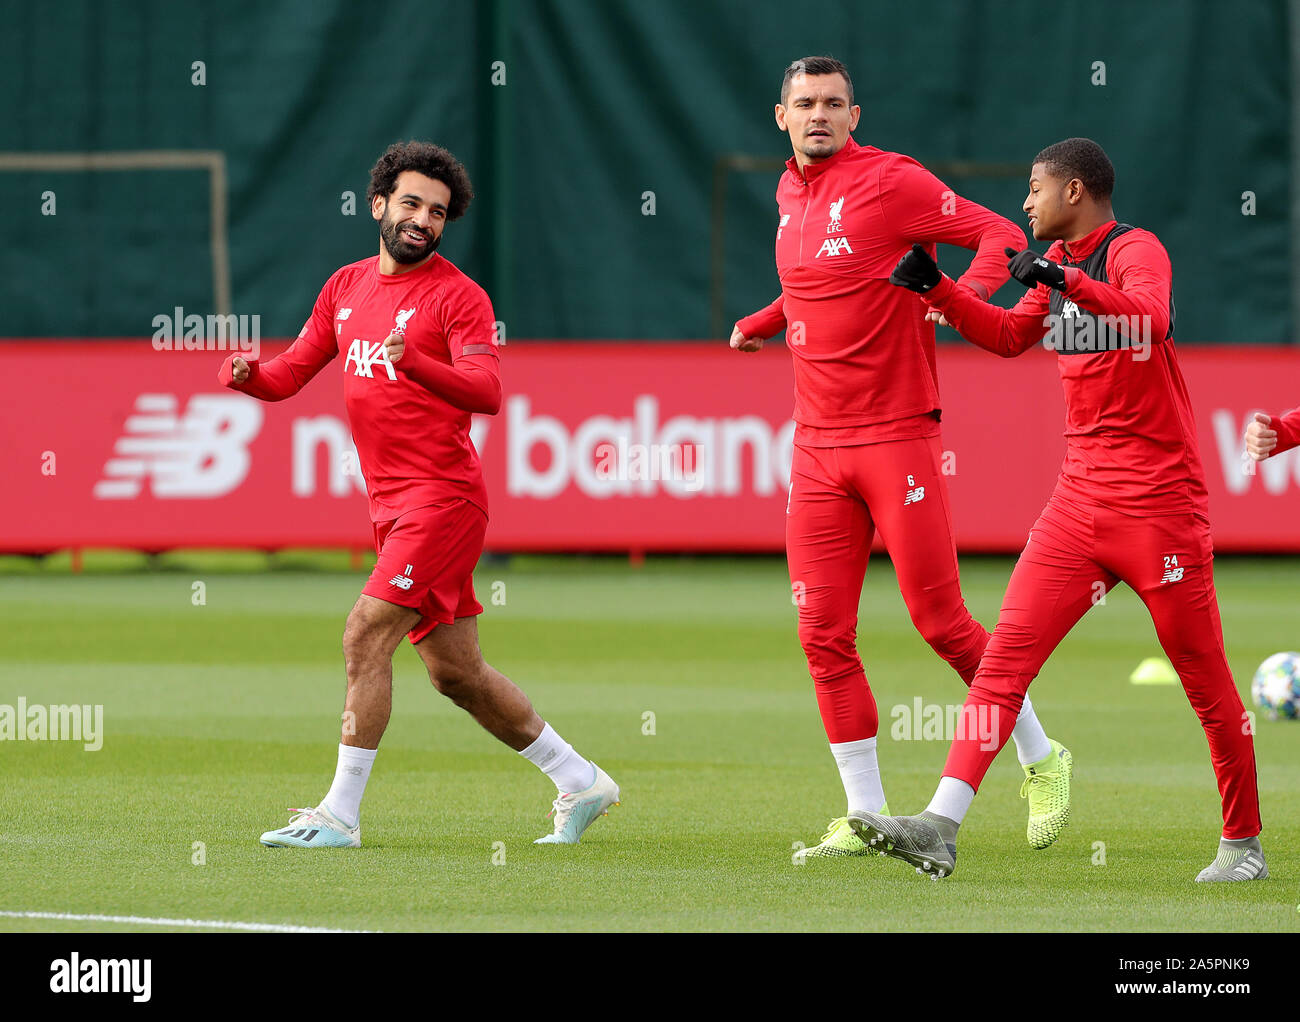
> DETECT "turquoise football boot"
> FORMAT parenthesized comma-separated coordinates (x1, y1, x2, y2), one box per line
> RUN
(260, 804, 360, 848)
(534, 765, 620, 844)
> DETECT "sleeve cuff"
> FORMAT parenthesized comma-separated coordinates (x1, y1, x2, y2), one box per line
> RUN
(217, 354, 257, 388)
(735, 313, 769, 339)
(1060, 266, 1084, 293)
(925, 274, 959, 306)
(1274, 412, 1300, 455)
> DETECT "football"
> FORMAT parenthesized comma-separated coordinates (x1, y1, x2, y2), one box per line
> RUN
(1251, 652, 1300, 720)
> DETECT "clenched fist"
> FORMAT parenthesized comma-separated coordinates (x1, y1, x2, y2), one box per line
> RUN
(730, 323, 763, 352)
(1245, 412, 1278, 461)
(231, 356, 250, 383)
(383, 331, 405, 365)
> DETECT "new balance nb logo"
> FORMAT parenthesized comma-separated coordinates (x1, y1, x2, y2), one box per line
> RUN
(94, 393, 263, 499)
(1160, 567, 1185, 584)
(336, 308, 352, 321)
(815, 237, 854, 258)
(389, 563, 414, 590)
(904, 486, 926, 505)
(345, 338, 397, 380)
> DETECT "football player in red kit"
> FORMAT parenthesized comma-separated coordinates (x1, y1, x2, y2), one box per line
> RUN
(731, 56, 1071, 860)
(219, 142, 618, 848)
(851, 138, 1266, 883)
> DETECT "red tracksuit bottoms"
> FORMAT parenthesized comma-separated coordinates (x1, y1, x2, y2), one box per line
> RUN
(786, 436, 990, 743)
(942, 491, 1261, 839)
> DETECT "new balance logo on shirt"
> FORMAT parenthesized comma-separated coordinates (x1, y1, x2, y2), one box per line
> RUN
(904, 486, 926, 505)
(389, 563, 415, 590)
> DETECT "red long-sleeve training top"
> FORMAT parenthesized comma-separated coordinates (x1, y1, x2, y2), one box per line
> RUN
(923, 219, 1209, 516)
(218, 253, 501, 522)
(735, 136, 1025, 446)
(1267, 408, 1300, 455)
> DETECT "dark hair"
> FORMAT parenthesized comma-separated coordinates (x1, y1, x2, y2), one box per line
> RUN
(367, 140, 474, 220)
(1033, 138, 1115, 200)
(781, 56, 853, 106)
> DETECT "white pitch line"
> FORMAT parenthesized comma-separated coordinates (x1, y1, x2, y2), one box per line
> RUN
(0, 910, 374, 934)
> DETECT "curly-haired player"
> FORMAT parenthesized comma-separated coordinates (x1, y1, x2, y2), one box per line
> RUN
(219, 141, 619, 849)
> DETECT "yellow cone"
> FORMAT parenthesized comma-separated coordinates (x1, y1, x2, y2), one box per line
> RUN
(1130, 656, 1178, 685)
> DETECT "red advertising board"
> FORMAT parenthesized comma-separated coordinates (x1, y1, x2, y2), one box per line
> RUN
(2, 341, 1297, 553)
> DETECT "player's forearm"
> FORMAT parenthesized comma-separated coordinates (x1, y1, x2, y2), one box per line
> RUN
(399, 346, 502, 414)
(926, 275, 1042, 358)
(1059, 269, 1171, 340)
(951, 217, 1026, 302)
(218, 330, 336, 400)
(218, 354, 304, 401)
(1273, 407, 1300, 455)
(736, 295, 786, 339)
(884, 162, 1024, 300)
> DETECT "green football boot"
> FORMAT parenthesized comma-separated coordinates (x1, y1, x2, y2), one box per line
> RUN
(1020, 740, 1073, 849)
(794, 804, 889, 863)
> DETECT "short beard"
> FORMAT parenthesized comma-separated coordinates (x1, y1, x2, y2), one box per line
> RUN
(380, 208, 440, 264)
(800, 137, 838, 160)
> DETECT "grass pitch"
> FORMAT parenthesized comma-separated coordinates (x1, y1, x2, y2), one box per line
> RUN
(0, 552, 1297, 932)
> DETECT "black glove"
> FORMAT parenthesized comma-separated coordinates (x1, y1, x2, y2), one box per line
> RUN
(889, 243, 941, 293)
(1004, 246, 1066, 291)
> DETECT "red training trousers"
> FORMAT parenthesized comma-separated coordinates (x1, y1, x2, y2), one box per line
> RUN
(786, 436, 990, 744)
(942, 491, 1261, 839)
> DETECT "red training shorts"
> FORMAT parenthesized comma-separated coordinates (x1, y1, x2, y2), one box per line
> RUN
(361, 498, 487, 644)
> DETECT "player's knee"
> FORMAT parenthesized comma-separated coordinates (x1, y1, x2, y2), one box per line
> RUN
(799, 630, 860, 682)
(906, 594, 967, 652)
(342, 614, 390, 677)
(429, 656, 486, 703)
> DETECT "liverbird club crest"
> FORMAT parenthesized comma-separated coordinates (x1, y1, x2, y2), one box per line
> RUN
(393, 307, 416, 334)
(827, 196, 845, 234)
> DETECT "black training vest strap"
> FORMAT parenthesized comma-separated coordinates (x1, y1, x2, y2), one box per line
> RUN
(1046, 223, 1175, 354)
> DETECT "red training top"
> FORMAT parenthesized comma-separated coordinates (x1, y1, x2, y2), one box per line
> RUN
(218, 253, 501, 522)
(924, 219, 1208, 516)
(1268, 408, 1300, 455)
(735, 136, 1025, 447)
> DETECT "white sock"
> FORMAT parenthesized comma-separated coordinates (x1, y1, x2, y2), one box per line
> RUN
(830, 736, 885, 814)
(926, 775, 976, 824)
(321, 743, 376, 829)
(1010, 696, 1052, 765)
(519, 723, 595, 793)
